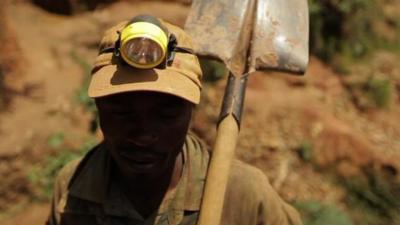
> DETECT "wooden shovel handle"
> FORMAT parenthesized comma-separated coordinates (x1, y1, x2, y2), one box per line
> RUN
(197, 114, 239, 225)
(197, 73, 248, 225)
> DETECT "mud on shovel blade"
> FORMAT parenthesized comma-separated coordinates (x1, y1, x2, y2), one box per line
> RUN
(184, 0, 309, 225)
(185, 0, 255, 76)
(185, 0, 309, 75)
(250, 0, 309, 74)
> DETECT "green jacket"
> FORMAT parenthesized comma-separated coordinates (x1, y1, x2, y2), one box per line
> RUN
(46, 134, 302, 225)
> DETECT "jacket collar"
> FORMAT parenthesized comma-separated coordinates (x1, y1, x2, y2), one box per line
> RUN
(68, 134, 209, 213)
(68, 144, 110, 204)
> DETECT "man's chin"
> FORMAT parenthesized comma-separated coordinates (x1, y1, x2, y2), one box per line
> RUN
(118, 158, 168, 178)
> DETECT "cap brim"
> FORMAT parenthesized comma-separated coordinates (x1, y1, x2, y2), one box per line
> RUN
(88, 64, 201, 104)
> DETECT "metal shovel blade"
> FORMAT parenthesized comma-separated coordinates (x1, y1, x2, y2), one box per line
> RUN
(184, 0, 309, 75)
(250, 0, 309, 74)
(184, 0, 256, 76)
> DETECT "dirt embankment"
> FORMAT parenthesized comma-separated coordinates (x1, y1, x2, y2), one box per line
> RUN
(0, 2, 23, 110)
(1, 1, 190, 224)
(31, 0, 192, 15)
(194, 56, 400, 201)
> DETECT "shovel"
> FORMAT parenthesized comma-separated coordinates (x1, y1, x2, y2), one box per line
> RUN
(184, 0, 309, 224)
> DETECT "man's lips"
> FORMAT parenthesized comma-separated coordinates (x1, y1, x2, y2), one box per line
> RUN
(120, 152, 160, 163)
(117, 146, 164, 164)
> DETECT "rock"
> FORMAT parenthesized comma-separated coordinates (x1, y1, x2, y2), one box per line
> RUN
(0, 2, 23, 109)
(31, 0, 114, 15)
(0, 3, 21, 74)
(31, 0, 192, 15)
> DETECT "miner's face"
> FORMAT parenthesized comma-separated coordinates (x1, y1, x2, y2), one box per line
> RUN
(96, 91, 193, 178)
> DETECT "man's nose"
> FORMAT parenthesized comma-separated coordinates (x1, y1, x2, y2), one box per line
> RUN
(129, 133, 159, 147)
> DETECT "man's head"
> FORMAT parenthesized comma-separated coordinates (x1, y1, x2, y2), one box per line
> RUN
(89, 17, 202, 178)
(95, 91, 193, 179)
(88, 17, 202, 104)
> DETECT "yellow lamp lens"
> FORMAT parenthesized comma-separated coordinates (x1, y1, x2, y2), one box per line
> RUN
(120, 22, 168, 69)
(122, 37, 164, 67)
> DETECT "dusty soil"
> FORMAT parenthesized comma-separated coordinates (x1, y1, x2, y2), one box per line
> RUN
(1, 203, 49, 225)
(1, 1, 190, 223)
(0, 2, 22, 110)
(1, 1, 400, 225)
(194, 57, 400, 201)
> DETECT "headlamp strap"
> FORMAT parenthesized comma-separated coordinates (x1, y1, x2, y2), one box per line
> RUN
(98, 31, 122, 56)
(166, 34, 178, 66)
(99, 31, 195, 68)
(165, 34, 195, 66)
(114, 31, 122, 57)
(174, 46, 195, 54)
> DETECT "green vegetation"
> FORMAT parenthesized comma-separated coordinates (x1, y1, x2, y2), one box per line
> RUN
(310, 0, 371, 61)
(70, 50, 98, 132)
(69, 51, 96, 113)
(298, 141, 314, 162)
(47, 132, 65, 149)
(345, 76, 393, 110)
(341, 166, 400, 225)
(28, 135, 97, 200)
(294, 200, 354, 225)
(309, 0, 399, 62)
(27, 51, 100, 201)
(293, 171, 400, 225)
(29, 48, 100, 198)
(295, 139, 400, 224)
(29, 150, 81, 200)
(199, 59, 227, 82)
(364, 77, 392, 109)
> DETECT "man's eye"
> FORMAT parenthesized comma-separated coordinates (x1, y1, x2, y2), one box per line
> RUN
(158, 109, 179, 118)
(112, 111, 134, 117)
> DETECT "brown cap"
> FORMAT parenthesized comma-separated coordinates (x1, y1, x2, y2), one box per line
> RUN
(88, 20, 202, 104)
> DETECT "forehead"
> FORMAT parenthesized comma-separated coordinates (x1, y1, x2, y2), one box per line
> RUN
(95, 91, 186, 108)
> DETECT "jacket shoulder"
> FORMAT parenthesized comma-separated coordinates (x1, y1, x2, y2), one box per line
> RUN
(224, 160, 303, 225)
(54, 158, 83, 194)
(229, 160, 270, 190)
(54, 145, 102, 193)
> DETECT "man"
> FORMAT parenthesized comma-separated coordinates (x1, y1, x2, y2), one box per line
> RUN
(46, 17, 302, 225)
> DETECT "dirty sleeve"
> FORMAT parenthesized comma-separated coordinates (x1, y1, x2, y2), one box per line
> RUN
(45, 159, 82, 225)
(221, 160, 303, 225)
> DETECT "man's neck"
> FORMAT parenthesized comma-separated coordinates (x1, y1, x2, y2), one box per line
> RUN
(114, 152, 184, 218)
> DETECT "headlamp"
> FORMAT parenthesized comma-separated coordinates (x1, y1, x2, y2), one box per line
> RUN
(110, 15, 194, 70)
(120, 21, 168, 69)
